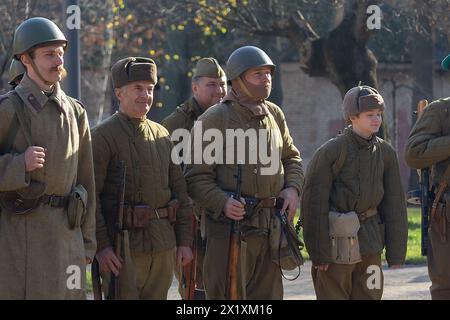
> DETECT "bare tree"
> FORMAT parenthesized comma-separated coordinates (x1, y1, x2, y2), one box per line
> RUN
(0, 0, 39, 89)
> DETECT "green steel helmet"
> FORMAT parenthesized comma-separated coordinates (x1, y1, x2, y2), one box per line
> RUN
(442, 54, 450, 71)
(226, 45, 275, 81)
(13, 17, 67, 58)
(8, 59, 26, 85)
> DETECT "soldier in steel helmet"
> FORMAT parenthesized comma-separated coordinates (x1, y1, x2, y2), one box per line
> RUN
(0, 17, 96, 299)
(161, 57, 227, 300)
(184, 46, 304, 299)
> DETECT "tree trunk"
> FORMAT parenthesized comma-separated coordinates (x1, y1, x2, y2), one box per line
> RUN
(292, 0, 388, 139)
(95, 0, 114, 125)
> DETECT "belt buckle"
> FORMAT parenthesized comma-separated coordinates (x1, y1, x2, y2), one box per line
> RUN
(154, 208, 160, 219)
(271, 197, 277, 208)
(47, 195, 54, 206)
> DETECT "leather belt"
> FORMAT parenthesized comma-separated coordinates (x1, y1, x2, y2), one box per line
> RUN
(225, 190, 278, 208)
(256, 197, 278, 209)
(40, 194, 70, 208)
(123, 205, 169, 220)
(358, 208, 378, 221)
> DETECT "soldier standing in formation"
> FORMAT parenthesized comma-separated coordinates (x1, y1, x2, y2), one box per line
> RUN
(301, 85, 408, 299)
(404, 54, 450, 300)
(92, 57, 193, 299)
(0, 17, 96, 299)
(161, 57, 227, 300)
(184, 46, 304, 300)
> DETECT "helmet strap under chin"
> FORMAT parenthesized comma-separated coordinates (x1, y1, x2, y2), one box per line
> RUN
(24, 52, 54, 86)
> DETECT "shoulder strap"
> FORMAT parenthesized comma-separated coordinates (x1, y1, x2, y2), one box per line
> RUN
(331, 137, 347, 179)
(0, 94, 20, 154)
(0, 91, 32, 153)
(8, 91, 33, 147)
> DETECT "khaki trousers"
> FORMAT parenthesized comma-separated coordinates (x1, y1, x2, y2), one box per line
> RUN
(428, 217, 450, 300)
(312, 254, 383, 300)
(101, 233, 175, 300)
(203, 231, 283, 300)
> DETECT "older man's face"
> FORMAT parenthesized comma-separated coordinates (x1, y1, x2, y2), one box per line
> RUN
(115, 80, 155, 119)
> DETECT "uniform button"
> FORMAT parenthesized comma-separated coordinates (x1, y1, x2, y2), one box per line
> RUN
(253, 169, 258, 174)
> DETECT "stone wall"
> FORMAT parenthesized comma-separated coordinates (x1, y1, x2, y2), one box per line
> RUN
(280, 62, 450, 189)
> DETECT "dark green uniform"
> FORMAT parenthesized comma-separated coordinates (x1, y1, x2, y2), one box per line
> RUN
(405, 97, 450, 300)
(184, 100, 303, 299)
(92, 112, 192, 299)
(302, 127, 408, 300)
(162, 97, 205, 134)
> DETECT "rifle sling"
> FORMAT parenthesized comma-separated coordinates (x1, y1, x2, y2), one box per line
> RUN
(431, 164, 450, 217)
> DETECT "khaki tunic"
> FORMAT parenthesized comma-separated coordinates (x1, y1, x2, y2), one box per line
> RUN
(0, 74, 96, 299)
(302, 127, 408, 299)
(405, 97, 450, 300)
(184, 100, 304, 299)
(161, 97, 205, 135)
(92, 112, 192, 299)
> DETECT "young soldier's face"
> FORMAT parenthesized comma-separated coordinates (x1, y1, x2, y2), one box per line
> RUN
(192, 75, 227, 109)
(24, 44, 66, 84)
(116, 80, 155, 119)
(351, 109, 383, 137)
(243, 66, 272, 87)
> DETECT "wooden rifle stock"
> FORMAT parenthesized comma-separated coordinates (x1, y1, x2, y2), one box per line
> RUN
(108, 160, 126, 300)
(182, 212, 198, 300)
(226, 164, 243, 300)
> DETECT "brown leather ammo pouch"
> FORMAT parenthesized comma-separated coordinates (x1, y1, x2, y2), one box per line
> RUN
(124, 205, 153, 229)
(167, 199, 179, 225)
(0, 181, 47, 214)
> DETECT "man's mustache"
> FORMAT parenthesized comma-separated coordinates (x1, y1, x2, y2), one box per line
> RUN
(51, 66, 68, 79)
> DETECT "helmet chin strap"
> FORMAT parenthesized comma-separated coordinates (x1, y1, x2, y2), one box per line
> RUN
(24, 52, 54, 86)
(236, 76, 258, 101)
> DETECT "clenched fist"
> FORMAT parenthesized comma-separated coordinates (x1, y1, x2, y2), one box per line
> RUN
(24, 146, 46, 172)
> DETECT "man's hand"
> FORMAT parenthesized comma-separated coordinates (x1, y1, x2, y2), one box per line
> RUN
(277, 187, 299, 221)
(176, 246, 194, 267)
(314, 264, 329, 272)
(24, 146, 46, 172)
(223, 197, 246, 221)
(95, 246, 123, 276)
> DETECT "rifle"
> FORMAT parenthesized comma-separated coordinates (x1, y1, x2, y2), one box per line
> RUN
(417, 100, 431, 256)
(181, 211, 198, 300)
(226, 164, 243, 300)
(407, 100, 430, 256)
(91, 257, 103, 300)
(108, 160, 127, 299)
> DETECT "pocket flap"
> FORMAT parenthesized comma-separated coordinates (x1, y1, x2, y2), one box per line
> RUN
(328, 211, 360, 237)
